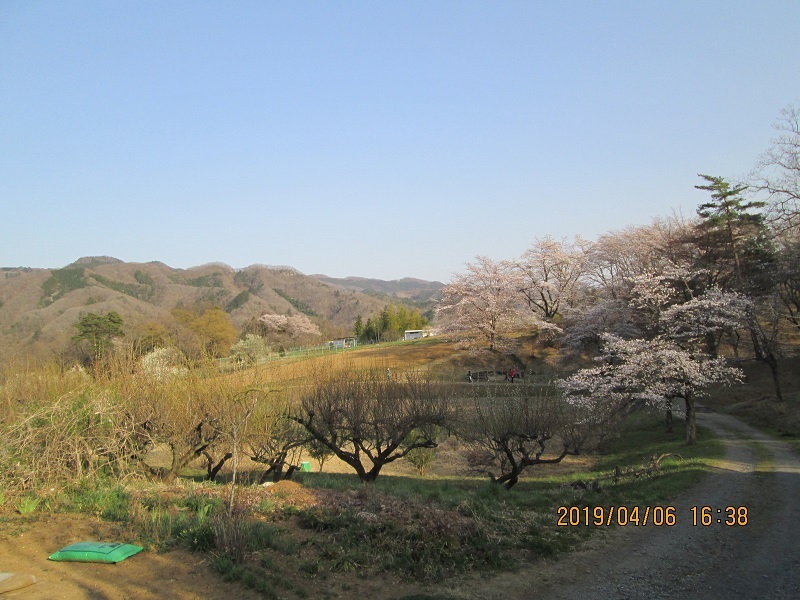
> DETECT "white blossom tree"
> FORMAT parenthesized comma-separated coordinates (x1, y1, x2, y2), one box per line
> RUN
(513, 236, 590, 320)
(558, 334, 742, 444)
(258, 313, 321, 339)
(660, 287, 748, 357)
(230, 334, 270, 366)
(437, 256, 527, 350)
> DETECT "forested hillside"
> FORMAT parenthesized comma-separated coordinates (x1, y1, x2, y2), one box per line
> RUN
(0, 258, 430, 362)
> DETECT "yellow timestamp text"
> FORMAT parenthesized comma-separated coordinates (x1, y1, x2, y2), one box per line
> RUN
(690, 505, 748, 526)
(557, 505, 677, 527)
(556, 505, 750, 527)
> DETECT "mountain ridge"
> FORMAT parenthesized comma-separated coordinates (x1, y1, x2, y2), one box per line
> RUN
(0, 257, 443, 361)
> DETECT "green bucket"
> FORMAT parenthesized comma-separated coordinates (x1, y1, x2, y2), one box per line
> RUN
(300, 461, 311, 472)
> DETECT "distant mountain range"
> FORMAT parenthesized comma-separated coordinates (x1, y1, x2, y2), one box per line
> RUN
(311, 274, 444, 303)
(0, 257, 444, 360)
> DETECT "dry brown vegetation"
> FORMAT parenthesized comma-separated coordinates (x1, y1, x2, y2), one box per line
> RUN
(1, 331, 794, 599)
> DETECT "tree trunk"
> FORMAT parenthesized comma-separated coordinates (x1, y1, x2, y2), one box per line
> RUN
(766, 354, 784, 402)
(491, 471, 520, 490)
(684, 395, 696, 445)
(665, 399, 673, 433)
(204, 451, 232, 482)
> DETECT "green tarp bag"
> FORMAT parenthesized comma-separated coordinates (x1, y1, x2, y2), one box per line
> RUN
(48, 541, 143, 563)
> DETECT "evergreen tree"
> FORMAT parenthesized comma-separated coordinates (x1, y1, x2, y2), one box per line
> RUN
(73, 311, 124, 358)
(353, 314, 364, 339)
(694, 174, 773, 292)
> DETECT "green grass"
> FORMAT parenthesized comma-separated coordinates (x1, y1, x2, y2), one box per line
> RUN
(56, 480, 130, 520)
(15, 495, 41, 515)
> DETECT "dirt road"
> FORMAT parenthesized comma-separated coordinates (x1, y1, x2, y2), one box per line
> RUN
(446, 408, 800, 600)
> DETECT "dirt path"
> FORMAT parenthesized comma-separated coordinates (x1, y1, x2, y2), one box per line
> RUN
(444, 407, 800, 600)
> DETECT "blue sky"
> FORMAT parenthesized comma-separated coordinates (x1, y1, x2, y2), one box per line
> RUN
(1, 1, 798, 282)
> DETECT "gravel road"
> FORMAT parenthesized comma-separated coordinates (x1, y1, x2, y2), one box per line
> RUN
(535, 408, 800, 600)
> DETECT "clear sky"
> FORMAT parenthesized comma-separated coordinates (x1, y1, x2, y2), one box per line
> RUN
(1, 1, 798, 282)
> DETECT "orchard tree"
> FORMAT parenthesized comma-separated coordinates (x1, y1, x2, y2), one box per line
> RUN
(460, 384, 603, 489)
(246, 396, 310, 483)
(289, 368, 453, 483)
(124, 370, 244, 482)
(437, 256, 525, 350)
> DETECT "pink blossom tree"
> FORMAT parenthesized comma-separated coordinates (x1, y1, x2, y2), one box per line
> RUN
(437, 256, 527, 350)
(258, 313, 321, 339)
(513, 236, 591, 320)
(558, 333, 742, 444)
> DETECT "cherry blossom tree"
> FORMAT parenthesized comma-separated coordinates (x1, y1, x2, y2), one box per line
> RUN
(513, 236, 590, 320)
(258, 313, 321, 339)
(437, 256, 526, 350)
(660, 287, 748, 357)
(559, 300, 641, 358)
(585, 216, 699, 303)
(558, 333, 742, 444)
(587, 224, 670, 301)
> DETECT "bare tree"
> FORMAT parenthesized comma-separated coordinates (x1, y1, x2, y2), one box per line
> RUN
(246, 398, 310, 483)
(460, 384, 602, 489)
(125, 367, 242, 482)
(749, 104, 800, 233)
(290, 368, 453, 483)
